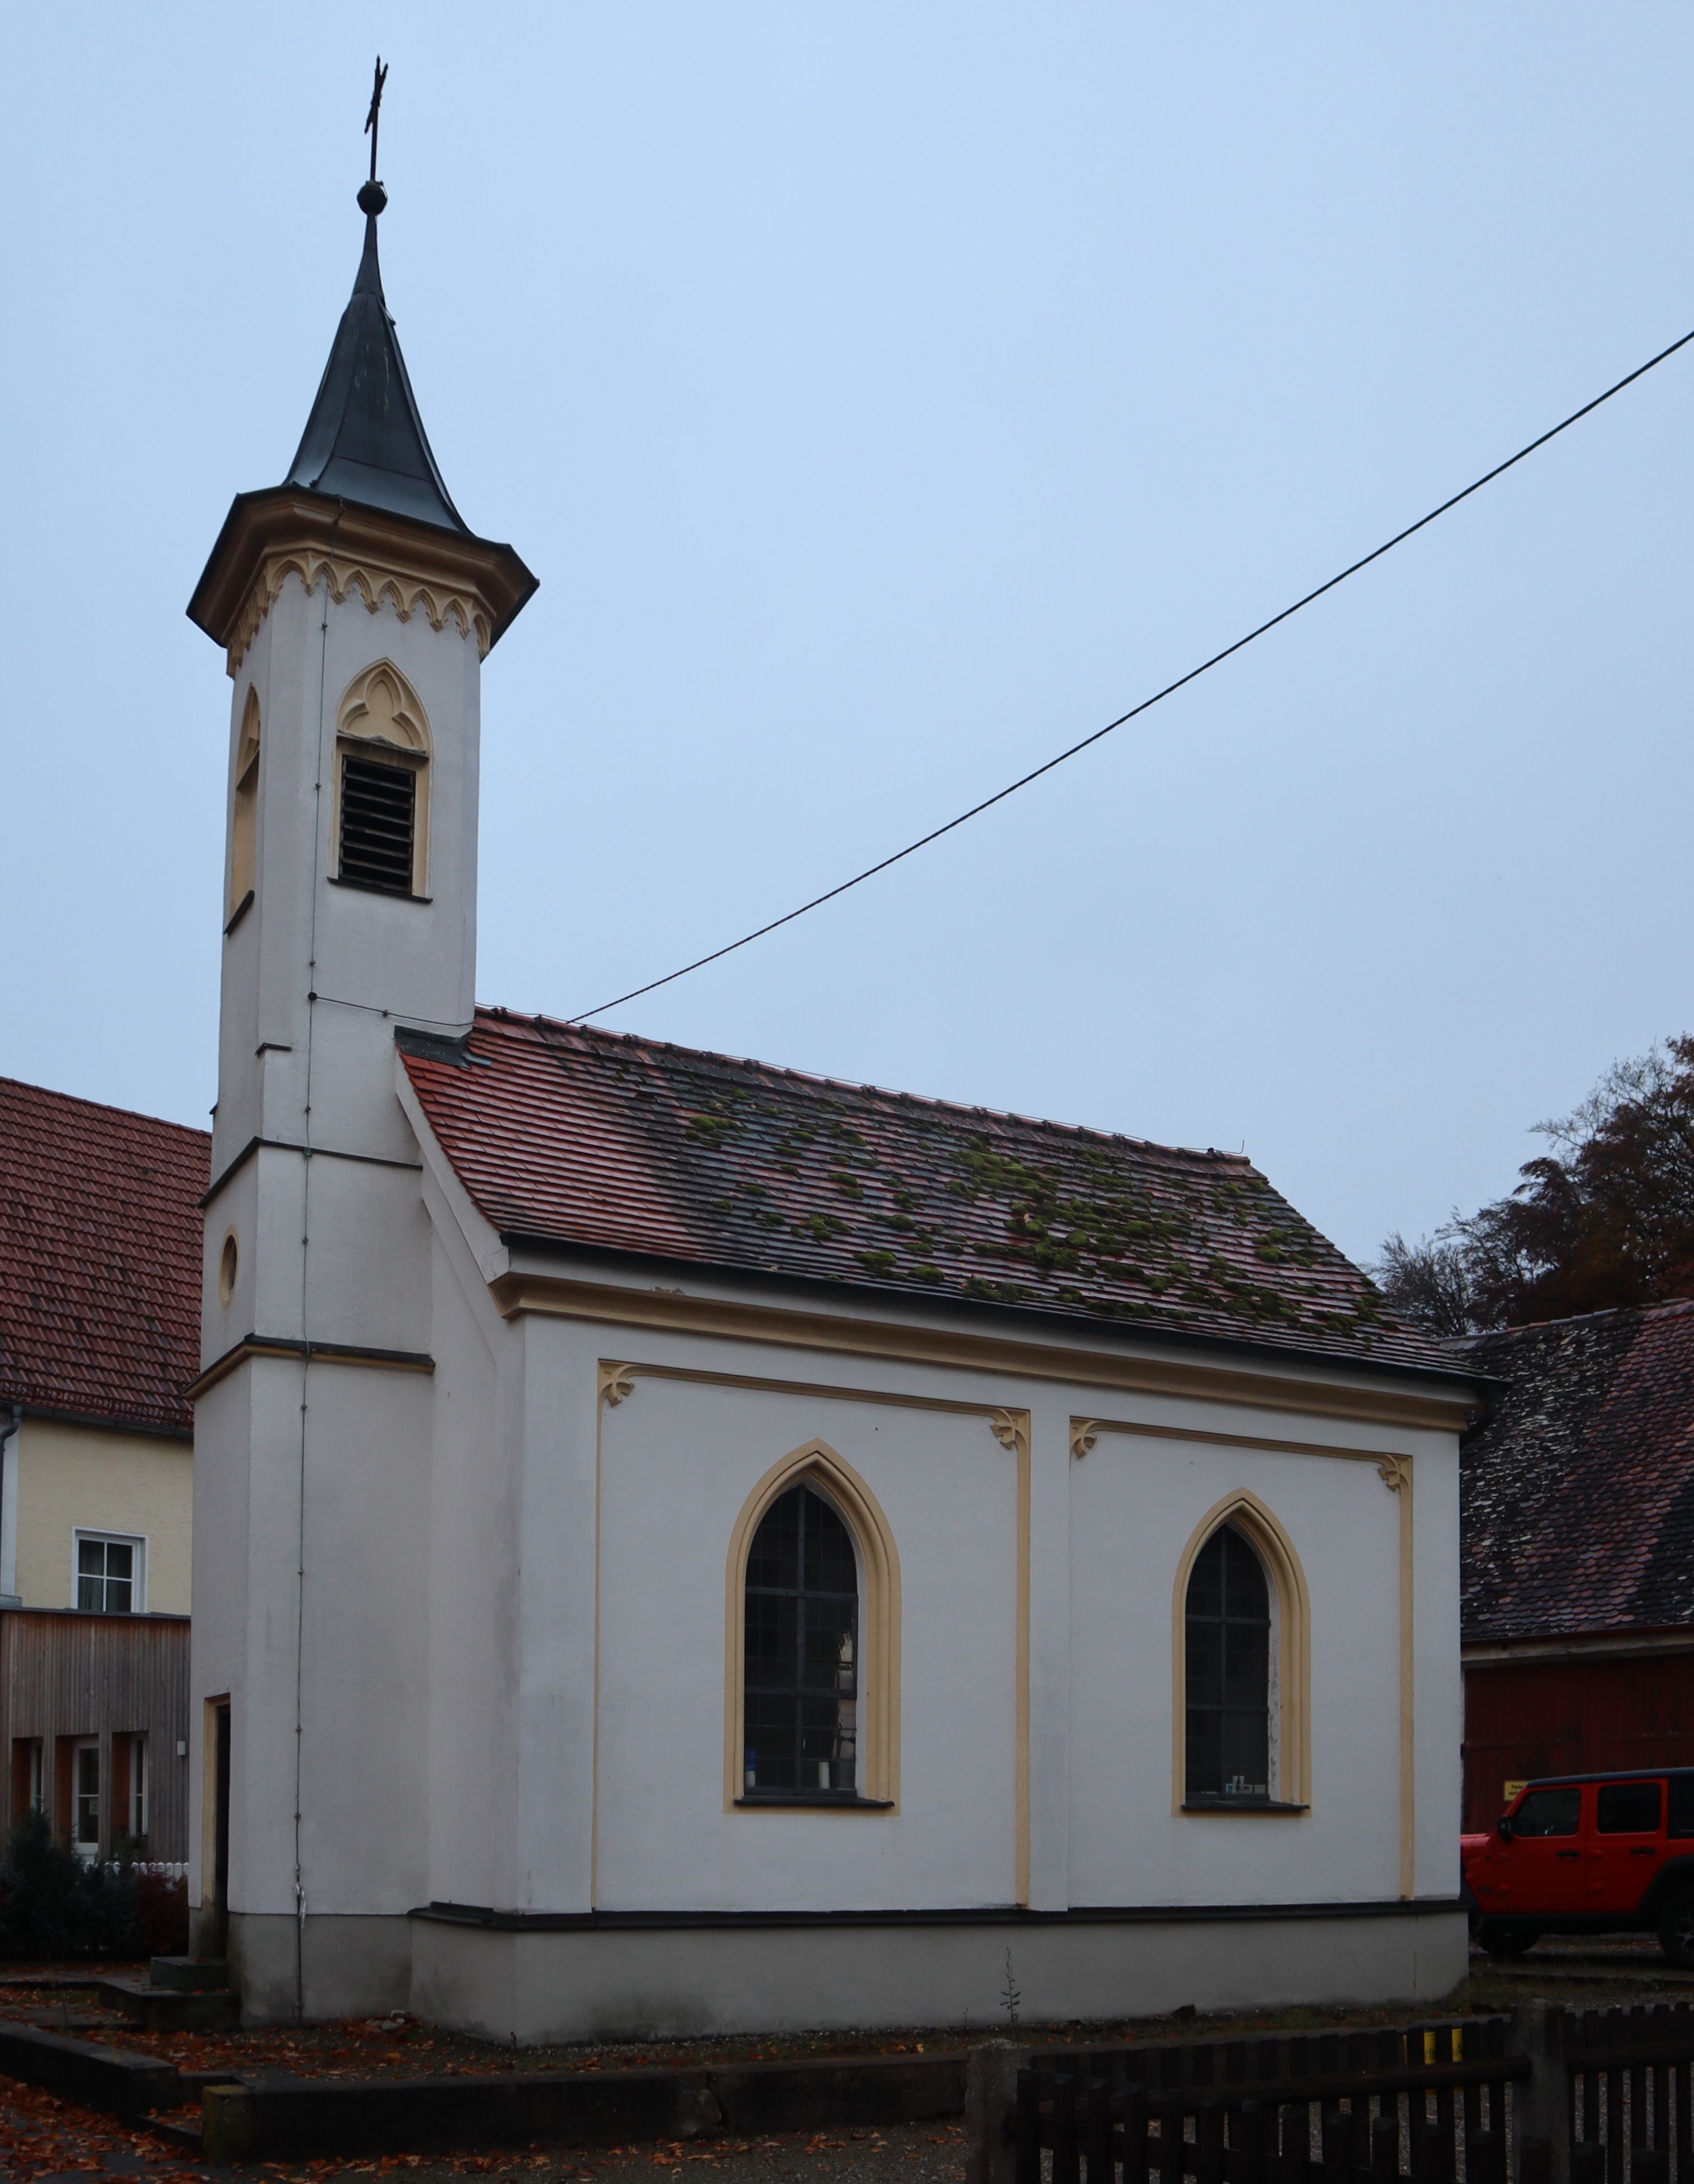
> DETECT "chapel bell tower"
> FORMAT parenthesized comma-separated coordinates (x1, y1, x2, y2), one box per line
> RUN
(184, 127, 533, 2008)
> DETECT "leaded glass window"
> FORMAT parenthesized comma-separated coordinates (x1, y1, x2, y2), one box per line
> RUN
(743, 1484, 859, 1798)
(1185, 1523, 1271, 1802)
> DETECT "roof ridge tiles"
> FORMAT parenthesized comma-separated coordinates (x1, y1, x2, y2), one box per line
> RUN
(1456, 1296, 1694, 1344)
(0, 1073, 210, 1145)
(475, 1002, 1246, 1169)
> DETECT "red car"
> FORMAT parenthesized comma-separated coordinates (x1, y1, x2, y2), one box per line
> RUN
(1462, 1768, 1694, 1963)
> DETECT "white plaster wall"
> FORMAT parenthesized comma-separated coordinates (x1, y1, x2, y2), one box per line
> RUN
(421, 1173, 523, 1915)
(587, 1361, 1020, 1913)
(195, 569, 487, 1952)
(15, 1418, 192, 1612)
(211, 575, 483, 1184)
(293, 1360, 433, 1914)
(1412, 1434, 1464, 1896)
(1067, 1426, 1400, 1905)
(188, 1366, 258, 1914)
(402, 1248, 1470, 1933)
(510, 1306, 600, 1914)
(413, 1907, 1471, 2044)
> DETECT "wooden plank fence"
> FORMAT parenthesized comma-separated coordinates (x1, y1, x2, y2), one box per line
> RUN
(1563, 2005, 1694, 2184)
(1006, 2021, 1531, 2184)
(986, 2007, 1694, 2184)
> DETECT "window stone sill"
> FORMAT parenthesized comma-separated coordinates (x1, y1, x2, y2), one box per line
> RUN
(735, 1796, 895, 1812)
(1182, 1800, 1310, 1816)
(328, 876, 432, 902)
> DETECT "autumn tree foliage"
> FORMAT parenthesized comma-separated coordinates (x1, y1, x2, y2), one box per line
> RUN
(1376, 1036, 1694, 1336)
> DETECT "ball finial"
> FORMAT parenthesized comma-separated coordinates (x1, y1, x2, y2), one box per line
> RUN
(358, 178, 388, 216)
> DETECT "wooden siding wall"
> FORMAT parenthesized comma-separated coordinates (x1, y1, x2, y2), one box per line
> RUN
(1463, 1652, 1694, 1831)
(0, 1610, 191, 1861)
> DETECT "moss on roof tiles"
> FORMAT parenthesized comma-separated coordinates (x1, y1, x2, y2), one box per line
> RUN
(400, 1011, 1449, 1373)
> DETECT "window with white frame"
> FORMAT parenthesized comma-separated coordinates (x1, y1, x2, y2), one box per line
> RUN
(73, 1740, 99, 1853)
(75, 1534, 144, 1615)
(130, 1735, 148, 1842)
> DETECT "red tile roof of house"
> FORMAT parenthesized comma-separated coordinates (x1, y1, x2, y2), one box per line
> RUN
(401, 1009, 1454, 1375)
(0, 1077, 208, 1436)
(1456, 1299, 1694, 1643)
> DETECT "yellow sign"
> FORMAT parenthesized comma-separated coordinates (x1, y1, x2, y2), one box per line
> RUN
(1503, 1780, 1527, 1803)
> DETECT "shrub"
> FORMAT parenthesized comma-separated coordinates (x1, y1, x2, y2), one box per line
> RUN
(0, 1813, 183, 1961)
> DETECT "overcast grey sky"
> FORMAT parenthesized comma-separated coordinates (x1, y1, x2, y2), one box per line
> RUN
(3, 4, 1691, 1266)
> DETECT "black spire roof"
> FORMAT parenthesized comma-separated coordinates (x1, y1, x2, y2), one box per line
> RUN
(283, 199, 469, 535)
(187, 174, 537, 655)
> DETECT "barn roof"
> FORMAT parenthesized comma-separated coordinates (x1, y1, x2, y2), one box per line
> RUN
(0, 1078, 208, 1437)
(400, 1008, 1454, 1376)
(1456, 1299, 1694, 1644)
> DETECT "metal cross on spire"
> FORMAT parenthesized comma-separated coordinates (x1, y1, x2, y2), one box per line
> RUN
(364, 57, 389, 183)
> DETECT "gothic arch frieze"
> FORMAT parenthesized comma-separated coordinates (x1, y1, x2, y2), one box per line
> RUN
(225, 550, 493, 675)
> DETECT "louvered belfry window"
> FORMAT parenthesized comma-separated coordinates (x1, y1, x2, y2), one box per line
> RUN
(338, 752, 417, 893)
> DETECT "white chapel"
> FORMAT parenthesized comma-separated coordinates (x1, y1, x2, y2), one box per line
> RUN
(184, 169, 1485, 2038)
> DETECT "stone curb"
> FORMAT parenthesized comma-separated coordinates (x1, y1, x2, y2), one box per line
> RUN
(0, 2021, 180, 2116)
(202, 2051, 967, 2162)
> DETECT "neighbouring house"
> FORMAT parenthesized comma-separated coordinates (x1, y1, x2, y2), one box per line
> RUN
(1456, 1298, 1694, 1832)
(185, 171, 1488, 2039)
(0, 1076, 205, 1860)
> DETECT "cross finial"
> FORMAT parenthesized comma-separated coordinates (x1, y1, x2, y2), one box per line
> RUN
(358, 58, 390, 216)
(365, 57, 388, 179)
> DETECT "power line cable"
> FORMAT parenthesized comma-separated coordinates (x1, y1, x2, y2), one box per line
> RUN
(569, 324, 1694, 1025)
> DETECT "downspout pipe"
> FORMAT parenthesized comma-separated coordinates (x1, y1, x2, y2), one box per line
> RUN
(0, 1405, 20, 1608)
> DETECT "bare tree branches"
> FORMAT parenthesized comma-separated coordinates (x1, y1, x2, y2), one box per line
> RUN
(1374, 1036, 1694, 1335)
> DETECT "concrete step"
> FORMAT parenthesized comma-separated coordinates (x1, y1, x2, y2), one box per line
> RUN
(145, 2116, 206, 2155)
(148, 1956, 230, 1994)
(94, 1978, 238, 2033)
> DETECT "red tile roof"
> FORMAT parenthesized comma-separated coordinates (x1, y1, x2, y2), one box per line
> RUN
(1457, 1300, 1694, 1642)
(0, 1078, 208, 1436)
(401, 1010, 1452, 1374)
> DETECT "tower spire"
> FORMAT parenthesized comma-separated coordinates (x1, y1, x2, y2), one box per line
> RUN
(282, 61, 469, 535)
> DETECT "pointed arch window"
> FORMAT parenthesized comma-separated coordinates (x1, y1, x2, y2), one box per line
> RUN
(1184, 1524, 1270, 1802)
(332, 662, 431, 899)
(227, 687, 261, 929)
(725, 1443, 900, 1812)
(1173, 1494, 1309, 1813)
(743, 1485, 859, 1799)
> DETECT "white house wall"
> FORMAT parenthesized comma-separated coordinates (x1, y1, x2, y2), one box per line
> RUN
(388, 1223, 1471, 2034)
(422, 1174, 525, 1919)
(211, 579, 481, 1185)
(1412, 1447, 1463, 1897)
(407, 1251, 1462, 1924)
(590, 1363, 1020, 1913)
(1071, 1432, 1392, 1904)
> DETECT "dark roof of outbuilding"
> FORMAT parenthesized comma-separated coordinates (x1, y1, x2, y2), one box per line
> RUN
(0, 1078, 208, 1436)
(283, 209, 468, 536)
(401, 1008, 1454, 1375)
(1456, 1299, 1694, 1644)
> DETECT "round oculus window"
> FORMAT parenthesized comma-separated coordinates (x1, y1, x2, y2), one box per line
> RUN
(218, 1232, 239, 1307)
